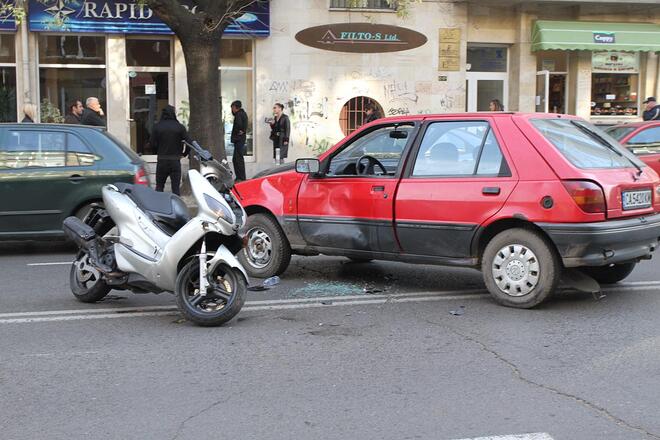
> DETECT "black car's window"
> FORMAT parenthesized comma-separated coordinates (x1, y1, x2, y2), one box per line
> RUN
(1, 130, 66, 169)
(531, 119, 635, 169)
(413, 121, 509, 177)
(327, 124, 413, 177)
(627, 127, 660, 155)
(66, 133, 96, 167)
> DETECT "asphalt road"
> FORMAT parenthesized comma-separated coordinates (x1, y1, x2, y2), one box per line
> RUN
(2, 241, 660, 440)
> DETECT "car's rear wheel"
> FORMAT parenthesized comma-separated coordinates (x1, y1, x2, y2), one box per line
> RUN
(481, 228, 560, 308)
(238, 213, 291, 279)
(579, 262, 636, 284)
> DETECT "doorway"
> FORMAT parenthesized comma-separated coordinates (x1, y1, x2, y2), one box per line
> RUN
(129, 71, 170, 155)
(466, 72, 508, 112)
(536, 70, 568, 114)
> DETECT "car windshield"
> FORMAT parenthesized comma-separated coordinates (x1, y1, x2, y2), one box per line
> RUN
(531, 118, 642, 169)
(605, 126, 636, 141)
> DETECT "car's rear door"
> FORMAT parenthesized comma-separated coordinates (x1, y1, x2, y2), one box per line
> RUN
(394, 118, 517, 260)
(0, 127, 97, 236)
(296, 122, 418, 255)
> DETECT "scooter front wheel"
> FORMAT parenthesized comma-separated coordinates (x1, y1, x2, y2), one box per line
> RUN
(175, 260, 247, 327)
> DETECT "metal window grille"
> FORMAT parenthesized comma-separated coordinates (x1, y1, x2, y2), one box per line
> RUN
(339, 96, 383, 135)
(330, 0, 395, 10)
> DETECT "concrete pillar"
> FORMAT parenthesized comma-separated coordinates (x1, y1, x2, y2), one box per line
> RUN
(568, 50, 591, 119)
(173, 38, 188, 118)
(510, 8, 538, 113)
(106, 35, 129, 146)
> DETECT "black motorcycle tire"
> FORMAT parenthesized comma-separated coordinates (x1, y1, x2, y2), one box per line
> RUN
(175, 260, 247, 327)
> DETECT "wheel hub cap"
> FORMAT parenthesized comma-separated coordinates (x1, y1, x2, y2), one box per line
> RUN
(245, 228, 272, 269)
(492, 244, 540, 297)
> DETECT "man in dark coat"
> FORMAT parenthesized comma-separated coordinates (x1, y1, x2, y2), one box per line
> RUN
(80, 97, 106, 127)
(230, 100, 248, 182)
(269, 103, 290, 164)
(64, 99, 83, 124)
(150, 105, 191, 196)
(643, 97, 660, 121)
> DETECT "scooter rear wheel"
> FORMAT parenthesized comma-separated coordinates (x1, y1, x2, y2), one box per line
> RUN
(175, 260, 246, 327)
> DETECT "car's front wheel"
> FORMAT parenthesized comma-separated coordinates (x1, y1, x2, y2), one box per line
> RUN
(481, 228, 560, 308)
(238, 213, 292, 279)
(579, 262, 636, 284)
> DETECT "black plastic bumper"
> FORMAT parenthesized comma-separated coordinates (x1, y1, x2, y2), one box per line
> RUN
(537, 213, 660, 267)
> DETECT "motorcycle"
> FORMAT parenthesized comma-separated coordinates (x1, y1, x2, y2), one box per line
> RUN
(62, 141, 248, 326)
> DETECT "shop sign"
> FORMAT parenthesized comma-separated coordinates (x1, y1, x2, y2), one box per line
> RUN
(295, 23, 427, 53)
(438, 28, 460, 71)
(28, 0, 270, 36)
(0, 0, 17, 30)
(593, 32, 615, 44)
(592, 51, 639, 73)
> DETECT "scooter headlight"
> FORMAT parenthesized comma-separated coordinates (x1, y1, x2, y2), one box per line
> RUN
(204, 194, 234, 224)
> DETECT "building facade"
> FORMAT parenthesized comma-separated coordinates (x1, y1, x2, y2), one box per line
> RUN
(1, 0, 659, 176)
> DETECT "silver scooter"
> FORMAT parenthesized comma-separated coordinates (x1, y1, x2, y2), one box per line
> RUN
(63, 141, 248, 326)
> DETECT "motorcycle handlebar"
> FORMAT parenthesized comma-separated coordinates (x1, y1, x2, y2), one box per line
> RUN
(182, 140, 235, 192)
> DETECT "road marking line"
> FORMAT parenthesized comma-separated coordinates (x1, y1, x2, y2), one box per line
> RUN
(27, 262, 72, 266)
(451, 434, 554, 440)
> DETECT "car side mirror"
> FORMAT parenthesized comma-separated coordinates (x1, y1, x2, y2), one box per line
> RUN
(295, 158, 321, 174)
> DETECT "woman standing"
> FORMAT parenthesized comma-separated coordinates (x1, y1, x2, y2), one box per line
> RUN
(269, 103, 290, 164)
(489, 99, 504, 111)
(21, 103, 37, 123)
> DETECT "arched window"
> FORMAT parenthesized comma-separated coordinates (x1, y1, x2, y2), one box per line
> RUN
(339, 96, 383, 136)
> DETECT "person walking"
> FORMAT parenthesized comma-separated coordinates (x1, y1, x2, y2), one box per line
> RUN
(64, 99, 83, 124)
(150, 105, 191, 196)
(363, 101, 382, 125)
(230, 100, 248, 182)
(81, 97, 106, 127)
(489, 99, 504, 111)
(269, 103, 290, 164)
(21, 103, 37, 123)
(643, 97, 660, 121)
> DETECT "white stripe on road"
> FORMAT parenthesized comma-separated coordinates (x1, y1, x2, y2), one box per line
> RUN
(27, 261, 72, 266)
(451, 434, 554, 440)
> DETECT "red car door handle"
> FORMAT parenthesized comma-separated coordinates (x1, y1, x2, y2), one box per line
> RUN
(69, 174, 86, 183)
(482, 186, 500, 195)
(371, 185, 385, 192)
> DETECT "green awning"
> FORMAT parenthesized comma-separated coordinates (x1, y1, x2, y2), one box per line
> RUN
(532, 20, 660, 52)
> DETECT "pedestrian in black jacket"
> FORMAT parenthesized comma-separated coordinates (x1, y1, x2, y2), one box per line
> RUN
(150, 105, 191, 196)
(643, 97, 660, 121)
(269, 103, 290, 164)
(231, 100, 248, 181)
(363, 101, 382, 125)
(80, 97, 106, 127)
(64, 99, 83, 124)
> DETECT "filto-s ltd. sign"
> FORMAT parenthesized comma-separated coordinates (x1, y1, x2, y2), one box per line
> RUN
(295, 23, 427, 53)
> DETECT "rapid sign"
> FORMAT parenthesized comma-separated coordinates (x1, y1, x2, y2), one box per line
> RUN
(28, 0, 269, 36)
(0, 0, 16, 30)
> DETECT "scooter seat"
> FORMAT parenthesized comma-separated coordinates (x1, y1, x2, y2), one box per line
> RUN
(114, 183, 191, 236)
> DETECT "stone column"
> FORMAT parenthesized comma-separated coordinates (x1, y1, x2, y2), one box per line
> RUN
(510, 7, 538, 112)
(106, 35, 129, 147)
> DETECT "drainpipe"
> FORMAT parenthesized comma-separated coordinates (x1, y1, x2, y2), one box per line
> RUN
(20, 0, 31, 105)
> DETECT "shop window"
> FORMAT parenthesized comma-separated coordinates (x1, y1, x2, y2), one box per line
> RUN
(467, 46, 507, 72)
(536, 51, 567, 72)
(0, 34, 16, 122)
(220, 39, 254, 157)
(126, 38, 171, 67)
(38, 35, 105, 65)
(39, 68, 106, 121)
(591, 51, 639, 117)
(339, 97, 384, 136)
(330, 0, 395, 10)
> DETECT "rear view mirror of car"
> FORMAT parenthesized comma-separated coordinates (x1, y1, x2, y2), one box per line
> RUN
(295, 158, 321, 174)
(390, 130, 408, 139)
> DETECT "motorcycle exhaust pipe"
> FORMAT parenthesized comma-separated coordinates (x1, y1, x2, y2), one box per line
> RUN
(63, 216, 97, 250)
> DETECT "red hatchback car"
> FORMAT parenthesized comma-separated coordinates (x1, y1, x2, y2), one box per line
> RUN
(606, 121, 660, 175)
(234, 113, 660, 308)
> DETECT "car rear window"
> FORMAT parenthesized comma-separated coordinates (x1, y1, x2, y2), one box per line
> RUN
(604, 126, 635, 141)
(626, 127, 660, 156)
(102, 131, 142, 163)
(531, 118, 639, 169)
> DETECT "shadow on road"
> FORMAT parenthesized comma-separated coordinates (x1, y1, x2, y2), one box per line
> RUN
(0, 240, 75, 256)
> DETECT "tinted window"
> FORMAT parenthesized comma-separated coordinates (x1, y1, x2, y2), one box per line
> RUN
(605, 125, 635, 141)
(627, 127, 660, 155)
(0, 130, 66, 169)
(413, 121, 508, 177)
(327, 125, 413, 176)
(531, 119, 635, 169)
(126, 39, 171, 67)
(66, 133, 96, 167)
(39, 35, 105, 65)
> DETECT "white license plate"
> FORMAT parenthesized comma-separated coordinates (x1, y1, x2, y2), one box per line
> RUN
(622, 189, 652, 210)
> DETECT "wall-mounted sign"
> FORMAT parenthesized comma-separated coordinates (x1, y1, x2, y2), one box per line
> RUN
(144, 84, 156, 95)
(593, 32, 615, 44)
(295, 23, 427, 53)
(0, 0, 17, 30)
(28, 0, 269, 36)
(592, 51, 639, 73)
(438, 28, 461, 71)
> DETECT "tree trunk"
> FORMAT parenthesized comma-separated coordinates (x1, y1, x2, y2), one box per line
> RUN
(179, 34, 224, 160)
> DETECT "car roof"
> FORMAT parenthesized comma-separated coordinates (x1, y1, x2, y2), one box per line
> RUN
(608, 121, 660, 129)
(0, 123, 106, 132)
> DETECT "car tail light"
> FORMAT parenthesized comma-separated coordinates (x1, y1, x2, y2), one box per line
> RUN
(134, 166, 150, 186)
(562, 180, 606, 214)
